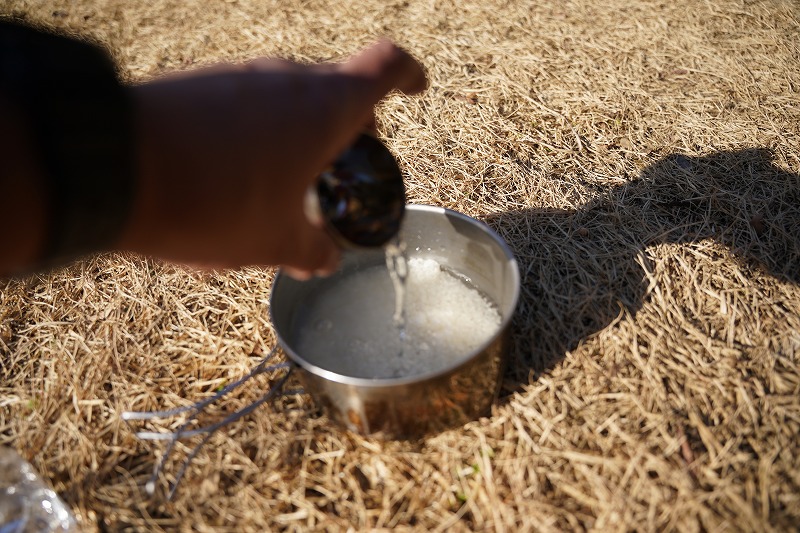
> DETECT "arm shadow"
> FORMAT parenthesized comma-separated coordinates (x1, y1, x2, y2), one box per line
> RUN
(482, 147, 800, 394)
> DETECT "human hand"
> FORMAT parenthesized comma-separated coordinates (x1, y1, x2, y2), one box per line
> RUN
(120, 40, 427, 278)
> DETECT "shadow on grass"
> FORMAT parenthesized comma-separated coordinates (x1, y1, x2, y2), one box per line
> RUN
(483, 148, 800, 393)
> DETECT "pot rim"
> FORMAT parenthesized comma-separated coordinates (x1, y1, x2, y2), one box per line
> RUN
(269, 204, 520, 388)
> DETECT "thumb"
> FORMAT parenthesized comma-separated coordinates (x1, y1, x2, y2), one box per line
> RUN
(281, 222, 341, 280)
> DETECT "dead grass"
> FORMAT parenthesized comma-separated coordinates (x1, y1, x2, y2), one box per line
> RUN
(2, 0, 800, 531)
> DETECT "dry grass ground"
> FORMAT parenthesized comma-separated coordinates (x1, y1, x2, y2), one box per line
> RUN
(2, 0, 799, 531)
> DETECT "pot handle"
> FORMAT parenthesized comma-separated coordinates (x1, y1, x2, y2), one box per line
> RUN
(121, 344, 300, 499)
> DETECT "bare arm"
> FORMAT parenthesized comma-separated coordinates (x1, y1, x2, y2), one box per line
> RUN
(0, 24, 426, 278)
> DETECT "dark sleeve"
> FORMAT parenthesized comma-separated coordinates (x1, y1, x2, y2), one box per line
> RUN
(0, 19, 135, 268)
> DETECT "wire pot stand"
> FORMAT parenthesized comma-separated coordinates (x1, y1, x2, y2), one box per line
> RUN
(121, 346, 302, 500)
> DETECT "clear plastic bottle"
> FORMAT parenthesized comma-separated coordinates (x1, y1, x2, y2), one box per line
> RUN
(0, 447, 78, 533)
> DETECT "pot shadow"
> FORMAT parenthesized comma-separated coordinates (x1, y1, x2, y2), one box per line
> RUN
(482, 148, 800, 393)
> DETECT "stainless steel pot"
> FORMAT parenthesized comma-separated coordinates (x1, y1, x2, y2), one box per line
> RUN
(270, 205, 520, 439)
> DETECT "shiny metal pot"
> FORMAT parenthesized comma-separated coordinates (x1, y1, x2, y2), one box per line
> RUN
(270, 205, 520, 439)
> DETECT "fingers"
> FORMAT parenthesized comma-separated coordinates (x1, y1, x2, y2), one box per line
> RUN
(268, 41, 425, 280)
(338, 39, 428, 105)
(280, 39, 425, 280)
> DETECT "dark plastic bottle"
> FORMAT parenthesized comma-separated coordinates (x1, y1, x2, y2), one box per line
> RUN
(307, 132, 406, 248)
